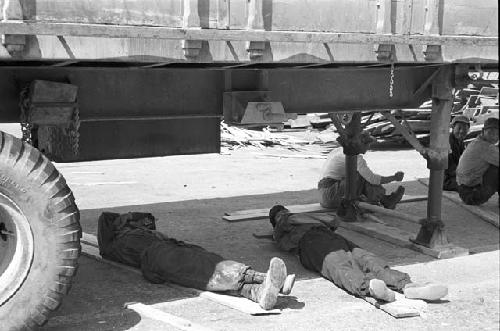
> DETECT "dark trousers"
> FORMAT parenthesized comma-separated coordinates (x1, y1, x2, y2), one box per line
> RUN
(97, 212, 248, 292)
(443, 172, 458, 191)
(298, 227, 411, 297)
(458, 165, 499, 205)
(141, 240, 248, 291)
(318, 175, 385, 209)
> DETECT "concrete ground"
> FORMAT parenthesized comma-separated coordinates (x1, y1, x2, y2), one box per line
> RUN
(1, 124, 498, 330)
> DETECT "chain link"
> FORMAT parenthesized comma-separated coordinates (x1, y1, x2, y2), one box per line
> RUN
(19, 86, 33, 145)
(68, 104, 80, 156)
(389, 62, 395, 98)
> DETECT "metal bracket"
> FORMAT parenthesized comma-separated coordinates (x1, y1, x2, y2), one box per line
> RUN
(411, 218, 450, 248)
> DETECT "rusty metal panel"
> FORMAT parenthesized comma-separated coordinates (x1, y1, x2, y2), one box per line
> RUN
(0, 66, 224, 121)
(44, 117, 221, 162)
(266, 65, 437, 113)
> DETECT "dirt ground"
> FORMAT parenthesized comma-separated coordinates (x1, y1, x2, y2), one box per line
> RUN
(1, 124, 499, 330)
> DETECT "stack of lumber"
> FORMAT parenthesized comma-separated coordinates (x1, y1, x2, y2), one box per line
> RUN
(455, 83, 499, 141)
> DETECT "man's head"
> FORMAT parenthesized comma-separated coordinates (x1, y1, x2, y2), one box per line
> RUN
(450, 115, 470, 141)
(359, 132, 377, 154)
(482, 117, 499, 144)
(269, 205, 286, 227)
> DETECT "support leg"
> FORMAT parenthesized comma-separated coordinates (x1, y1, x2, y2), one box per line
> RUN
(413, 65, 453, 248)
(336, 112, 363, 222)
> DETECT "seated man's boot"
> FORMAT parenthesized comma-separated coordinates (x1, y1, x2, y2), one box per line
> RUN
(369, 279, 396, 302)
(380, 186, 405, 210)
(239, 257, 287, 310)
(403, 282, 448, 301)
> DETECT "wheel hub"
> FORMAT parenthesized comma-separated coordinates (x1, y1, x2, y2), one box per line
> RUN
(0, 193, 34, 307)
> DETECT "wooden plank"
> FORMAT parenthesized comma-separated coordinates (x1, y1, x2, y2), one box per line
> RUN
(417, 178, 499, 228)
(224, 196, 427, 222)
(80, 233, 281, 315)
(126, 303, 214, 331)
(357, 202, 423, 225)
(337, 218, 469, 259)
(363, 292, 426, 318)
(0, 21, 497, 46)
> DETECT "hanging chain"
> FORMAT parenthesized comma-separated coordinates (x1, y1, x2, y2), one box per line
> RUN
(19, 86, 33, 145)
(389, 62, 395, 98)
(68, 103, 80, 156)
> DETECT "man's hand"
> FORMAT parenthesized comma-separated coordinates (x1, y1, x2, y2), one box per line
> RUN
(393, 171, 404, 182)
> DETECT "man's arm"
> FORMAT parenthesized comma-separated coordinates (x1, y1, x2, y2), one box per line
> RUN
(357, 156, 404, 185)
(380, 171, 404, 184)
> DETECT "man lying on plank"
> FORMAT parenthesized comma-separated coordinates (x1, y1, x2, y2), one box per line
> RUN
(98, 211, 295, 310)
(269, 205, 448, 303)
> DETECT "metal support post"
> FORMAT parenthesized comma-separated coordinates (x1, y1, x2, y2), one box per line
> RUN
(336, 112, 363, 222)
(412, 64, 453, 248)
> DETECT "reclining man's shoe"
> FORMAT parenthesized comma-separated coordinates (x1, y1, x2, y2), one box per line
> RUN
(403, 282, 448, 301)
(239, 257, 287, 310)
(280, 274, 296, 295)
(381, 186, 405, 210)
(369, 279, 396, 302)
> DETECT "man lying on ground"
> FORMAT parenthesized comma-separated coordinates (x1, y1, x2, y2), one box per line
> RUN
(456, 117, 499, 205)
(443, 115, 470, 191)
(269, 205, 448, 303)
(98, 212, 295, 310)
(318, 131, 405, 210)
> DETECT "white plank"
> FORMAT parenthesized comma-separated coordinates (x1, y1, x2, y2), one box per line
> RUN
(126, 302, 214, 331)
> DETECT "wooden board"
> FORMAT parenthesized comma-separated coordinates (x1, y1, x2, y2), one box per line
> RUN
(417, 178, 499, 228)
(223, 195, 427, 222)
(338, 215, 469, 259)
(363, 292, 427, 318)
(80, 233, 281, 316)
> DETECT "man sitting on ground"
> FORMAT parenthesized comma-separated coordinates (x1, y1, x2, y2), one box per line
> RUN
(269, 205, 448, 303)
(443, 115, 470, 191)
(98, 211, 295, 310)
(318, 131, 405, 210)
(456, 117, 499, 205)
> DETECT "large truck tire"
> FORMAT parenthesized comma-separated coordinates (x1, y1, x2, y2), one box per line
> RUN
(0, 131, 81, 330)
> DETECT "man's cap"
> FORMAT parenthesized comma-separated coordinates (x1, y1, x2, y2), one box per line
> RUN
(451, 115, 470, 126)
(361, 131, 377, 145)
(483, 117, 499, 130)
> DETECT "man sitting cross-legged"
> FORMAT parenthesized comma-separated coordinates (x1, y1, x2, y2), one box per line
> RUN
(269, 205, 448, 303)
(318, 132, 406, 210)
(98, 211, 295, 310)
